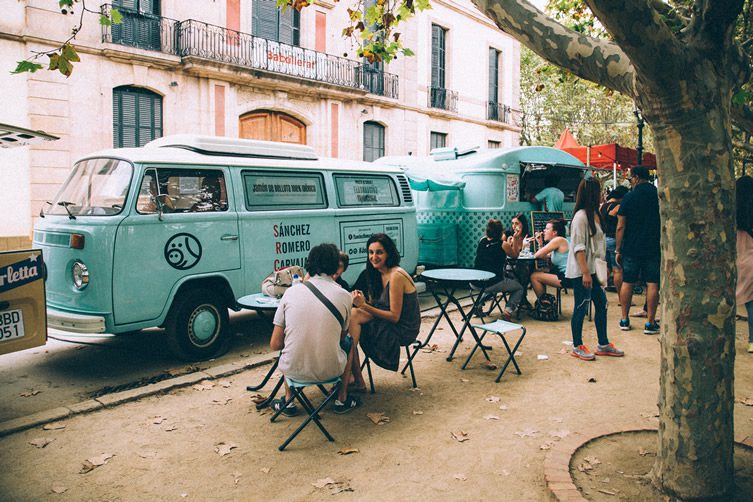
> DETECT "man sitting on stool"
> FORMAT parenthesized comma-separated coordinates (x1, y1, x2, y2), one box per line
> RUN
(270, 243, 358, 416)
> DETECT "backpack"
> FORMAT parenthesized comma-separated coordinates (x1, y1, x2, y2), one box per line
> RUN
(530, 293, 559, 321)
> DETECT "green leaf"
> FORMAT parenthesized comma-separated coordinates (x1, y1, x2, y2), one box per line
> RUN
(111, 8, 123, 25)
(48, 53, 60, 72)
(402, 47, 414, 57)
(733, 90, 753, 106)
(99, 15, 112, 26)
(58, 0, 74, 8)
(61, 44, 80, 63)
(12, 60, 44, 74)
(56, 57, 73, 77)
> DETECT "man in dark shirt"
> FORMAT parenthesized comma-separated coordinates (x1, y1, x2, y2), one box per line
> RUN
(615, 166, 661, 334)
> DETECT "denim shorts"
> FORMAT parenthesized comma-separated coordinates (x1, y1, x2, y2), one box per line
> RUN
(621, 254, 660, 284)
(605, 237, 620, 271)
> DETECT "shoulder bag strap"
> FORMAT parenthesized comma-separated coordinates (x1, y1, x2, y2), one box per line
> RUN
(303, 281, 345, 330)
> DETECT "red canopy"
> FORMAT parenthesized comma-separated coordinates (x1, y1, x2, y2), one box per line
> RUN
(552, 130, 657, 170)
(554, 128, 580, 149)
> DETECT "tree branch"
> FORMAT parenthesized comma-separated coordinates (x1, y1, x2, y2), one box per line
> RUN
(584, 0, 685, 89)
(471, 0, 635, 97)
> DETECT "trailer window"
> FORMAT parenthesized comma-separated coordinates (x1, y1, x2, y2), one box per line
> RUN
(334, 175, 399, 207)
(243, 171, 326, 210)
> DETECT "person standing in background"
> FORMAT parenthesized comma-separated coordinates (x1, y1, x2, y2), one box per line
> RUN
(736, 176, 753, 353)
(530, 173, 564, 212)
(600, 186, 628, 294)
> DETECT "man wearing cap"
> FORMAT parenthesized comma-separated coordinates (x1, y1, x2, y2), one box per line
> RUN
(615, 166, 661, 334)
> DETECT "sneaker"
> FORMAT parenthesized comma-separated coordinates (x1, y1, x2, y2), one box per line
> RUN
(571, 345, 595, 361)
(595, 343, 624, 357)
(644, 322, 660, 335)
(333, 395, 360, 414)
(271, 398, 299, 417)
(748, 343, 753, 354)
(619, 319, 631, 331)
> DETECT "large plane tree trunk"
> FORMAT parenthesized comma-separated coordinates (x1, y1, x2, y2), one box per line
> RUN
(638, 80, 737, 498)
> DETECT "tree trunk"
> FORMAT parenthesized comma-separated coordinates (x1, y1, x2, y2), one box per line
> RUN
(638, 76, 737, 499)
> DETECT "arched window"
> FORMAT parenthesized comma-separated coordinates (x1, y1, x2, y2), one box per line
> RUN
(112, 86, 163, 148)
(363, 121, 385, 162)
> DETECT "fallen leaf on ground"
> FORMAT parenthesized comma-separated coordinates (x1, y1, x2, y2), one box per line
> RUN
(539, 441, 555, 450)
(80, 453, 114, 474)
(421, 344, 440, 353)
(537, 354, 549, 360)
(330, 482, 354, 494)
(337, 447, 360, 455)
(598, 489, 617, 496)
(500, 469, 510, 476)
(453, 473, 467, 481)
(152, 416, 166, 424)
(233, 472, 242, 485)
(249, 394, 267, 404)
(558, 348, 569, 354)
(19, 390, 41, 397)
(549, 430, 571, 439)
(43, 422, 66, 431)
(584, 455, 601, 466)
(193, 380, 215, 391)
(260, 467, 270, 474)
(211, 398, 232, 406)
(484, 414, 500, 421)
(459, 378, 470, 383)
(137, 450, 157, 459)
(412, 410, 424, 415)
(485, 396, 501, 403)
(483, 362, 499, 370)
(257, 408, 272, 416)
(312, 477, 337, 489)
(50, 483, 67, 494)
(577, 462, 593, 472)
(638, 447, 655, 457)
(214, 442, 238, 457)
(366, 412, 390, 425)
(562, 340, 573, 346)
(514, 428, 539, 438)
(218, 379, 232, 388)
(498, 404, 509, 411)
(737, 397, 753, 406)
(514, 351, 523, 357)
(164, 424, 178, 432)
(29, 437, 54, 448)
(450, 430, 470, 442)
(601, 477, 611, 483)
(409, 387, 422, 392)
(587, 377, 597, 383)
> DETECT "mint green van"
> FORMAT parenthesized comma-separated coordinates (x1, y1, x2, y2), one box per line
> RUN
(33, 136, 417, 360)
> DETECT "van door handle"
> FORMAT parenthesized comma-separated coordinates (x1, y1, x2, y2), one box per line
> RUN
(221, 234, 239, 241)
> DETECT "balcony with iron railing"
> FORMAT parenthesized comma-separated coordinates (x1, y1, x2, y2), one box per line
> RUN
(100, 5, 399, 99)
(428, 87, 458, 113)
(487, 102, 521, 126)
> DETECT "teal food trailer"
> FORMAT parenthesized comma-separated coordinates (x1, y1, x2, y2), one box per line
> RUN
(377, 146, 588, 268)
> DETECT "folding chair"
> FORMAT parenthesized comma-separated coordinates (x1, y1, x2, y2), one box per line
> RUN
(270, 376, 342, 451)
(462, 319, 527, 383)
(469, 283, 511, 320)
(362, 341, 421, 392)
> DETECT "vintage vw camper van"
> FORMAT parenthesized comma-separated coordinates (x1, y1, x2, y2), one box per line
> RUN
(33, 136, 417, 360)
(378, 146, 588, 268)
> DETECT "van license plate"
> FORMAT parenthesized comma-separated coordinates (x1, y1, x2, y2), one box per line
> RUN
(0, 309, 25, 341)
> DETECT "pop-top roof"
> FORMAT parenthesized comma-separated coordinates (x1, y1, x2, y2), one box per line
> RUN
(0, 123, 59, 148)
(146, 135, 318, 161)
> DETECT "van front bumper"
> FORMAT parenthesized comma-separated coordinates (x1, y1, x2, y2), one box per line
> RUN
(47, 307, 107, 334)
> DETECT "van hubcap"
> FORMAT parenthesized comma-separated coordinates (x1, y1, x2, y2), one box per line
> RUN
(188, 305, 219, 346)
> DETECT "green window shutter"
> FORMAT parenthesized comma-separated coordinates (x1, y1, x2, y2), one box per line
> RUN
(431, 25, 445, 88)
(363, 121, 385, 162)
(489, 48, 499, 104)
(253, 0, 281, 41)
(113, 87, 162, 148)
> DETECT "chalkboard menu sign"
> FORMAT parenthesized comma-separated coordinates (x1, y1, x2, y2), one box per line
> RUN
(530, 211, 565, 254)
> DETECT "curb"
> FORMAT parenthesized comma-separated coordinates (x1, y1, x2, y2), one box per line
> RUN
(544, 425, 753, 501)
(0, 352, 276, 438)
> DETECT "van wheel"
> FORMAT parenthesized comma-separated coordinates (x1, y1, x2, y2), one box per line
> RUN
(166, 289, 229, 361)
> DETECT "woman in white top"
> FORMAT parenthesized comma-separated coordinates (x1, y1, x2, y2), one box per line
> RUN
(566, 178, 624, 361)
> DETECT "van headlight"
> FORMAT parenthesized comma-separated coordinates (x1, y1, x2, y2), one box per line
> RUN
(72, 260, 89, 289)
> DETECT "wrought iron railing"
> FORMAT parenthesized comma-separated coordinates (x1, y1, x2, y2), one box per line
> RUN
(487, 102, 522, 127)
(101, 4, 179, 55)
(428, 87, 458, 112)
(101, 8, 398, 98)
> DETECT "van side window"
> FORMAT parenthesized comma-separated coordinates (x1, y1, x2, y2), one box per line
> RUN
(243, 171, 326, 210)
(137, 168, 228, 214)
(334, 175, 399, 207)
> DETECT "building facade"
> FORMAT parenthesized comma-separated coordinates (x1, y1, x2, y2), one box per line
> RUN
(0, 0, 521, 250)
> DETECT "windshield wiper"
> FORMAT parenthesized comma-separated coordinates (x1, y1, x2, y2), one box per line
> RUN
(39, 200, 52, 218)
(57, 201, 76, 220)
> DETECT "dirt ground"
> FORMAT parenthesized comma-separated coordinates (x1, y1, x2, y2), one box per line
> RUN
(1, 291, 753, 501)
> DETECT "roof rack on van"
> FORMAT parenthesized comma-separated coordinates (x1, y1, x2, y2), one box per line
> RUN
(429, 146, 480, 161)
(145, 135, 318, 161)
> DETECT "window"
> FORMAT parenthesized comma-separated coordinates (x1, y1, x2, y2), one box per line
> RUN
(111, 0, 161, 51)
(243, 171, 326, 210)
(431, 24, 446, 89)
(488, 48, 501, 120)
(137, 168, 228, 214)
(363, 122, 385, 162)
(252, 0, 300, 45)
(113, 86, 163, 148)
(334, 175, 399, 207)
(488, 140, 501, 149)
(430, 132, 447, 151)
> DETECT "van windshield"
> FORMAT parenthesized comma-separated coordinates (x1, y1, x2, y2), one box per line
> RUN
(47, 158, 132, 216)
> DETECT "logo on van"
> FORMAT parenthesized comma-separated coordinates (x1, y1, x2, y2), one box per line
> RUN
(164, 233, 202, 270)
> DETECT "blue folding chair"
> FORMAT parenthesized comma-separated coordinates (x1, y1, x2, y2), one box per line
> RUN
(270, 375, 342, 451)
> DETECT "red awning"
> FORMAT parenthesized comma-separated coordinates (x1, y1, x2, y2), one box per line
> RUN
(559, 143, 656, 170)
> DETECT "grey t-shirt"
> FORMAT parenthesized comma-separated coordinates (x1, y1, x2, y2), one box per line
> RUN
(273, 274, 351, 382)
